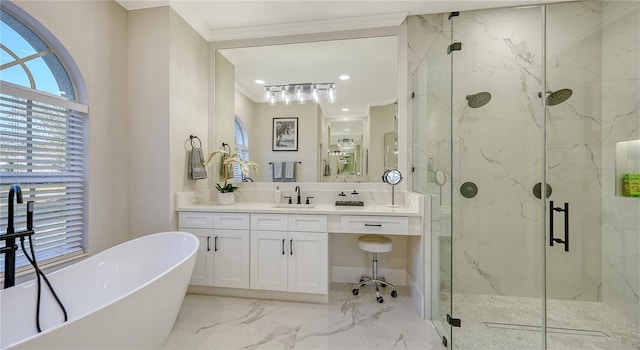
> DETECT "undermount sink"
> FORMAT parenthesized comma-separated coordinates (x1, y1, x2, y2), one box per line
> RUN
(273, 203, 317, 209)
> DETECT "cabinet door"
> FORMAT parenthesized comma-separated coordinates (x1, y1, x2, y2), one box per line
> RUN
(213, 229, 250, 288)
(182, 228, 213, 286)
(287, 231, 328, 294)
(250, 230, 287, 291)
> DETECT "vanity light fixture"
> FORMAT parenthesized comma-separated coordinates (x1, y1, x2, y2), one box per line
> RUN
(264, 83, 336, 105)
(337, 138, 355, 149)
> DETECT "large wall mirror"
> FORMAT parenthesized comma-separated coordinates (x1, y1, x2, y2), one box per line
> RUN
(214, 35, 399, 183)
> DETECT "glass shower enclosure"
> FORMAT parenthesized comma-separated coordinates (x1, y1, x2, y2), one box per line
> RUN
(412, 1, 640, 349)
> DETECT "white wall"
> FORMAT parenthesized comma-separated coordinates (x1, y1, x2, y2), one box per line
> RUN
(168, 8, 209, 230)
(212, 51, 235, 185)
(369, 103, 397, 181)
(252, 102, 319, 182)
(128, 7, 209, 238)
(235, 91, 255, 130)
(127, 7, 171, 238)
(12, 0, 130, 254)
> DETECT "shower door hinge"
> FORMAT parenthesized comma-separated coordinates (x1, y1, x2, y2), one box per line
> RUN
(449, 11, 459, 20)
(447, 42, 462, 55)
(447, 313, 461, 327)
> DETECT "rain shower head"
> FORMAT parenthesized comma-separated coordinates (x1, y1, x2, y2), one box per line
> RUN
(538, 88, 573, 106)
(466, 92, 492, 108)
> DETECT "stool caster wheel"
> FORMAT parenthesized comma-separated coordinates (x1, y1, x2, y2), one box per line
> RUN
(359, 277, 366, 282)
(377, 296, 384, 303)
(381, 283, 387, 288)
(391, 290, 397, 298)
(352, 288, 359, 296)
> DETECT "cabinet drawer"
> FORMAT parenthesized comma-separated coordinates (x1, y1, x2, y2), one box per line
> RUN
(289, 215, 327, 232)
(340, 215, 408, 235)
(251, 214, 288, 231)
(214, 213, 250, 229)
(179, 212, 214, 228)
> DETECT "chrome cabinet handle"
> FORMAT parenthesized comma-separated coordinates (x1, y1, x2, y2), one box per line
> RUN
(282, 239, 285, 255)
(365, 223, 382, 227)
(290, 239, 293, 255)
(207, 236, 211, 252)
(214, 236, 218, 252)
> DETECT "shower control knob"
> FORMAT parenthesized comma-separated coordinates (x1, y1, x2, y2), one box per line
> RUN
(460, 182, 478, 198)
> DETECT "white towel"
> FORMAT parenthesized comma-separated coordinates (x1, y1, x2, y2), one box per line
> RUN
(285, 161, 295, 180)
(273, 161, 283, 180)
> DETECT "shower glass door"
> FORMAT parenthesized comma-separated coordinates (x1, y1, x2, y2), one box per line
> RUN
(410, 11, 453, 345)
(449, 6, 546, 349)
(544, 2, 640, 349)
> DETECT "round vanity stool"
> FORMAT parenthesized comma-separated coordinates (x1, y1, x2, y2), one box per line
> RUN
(352, 234, 398, 303)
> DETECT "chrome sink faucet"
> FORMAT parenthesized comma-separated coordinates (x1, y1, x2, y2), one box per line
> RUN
(295, 185, 301, 204)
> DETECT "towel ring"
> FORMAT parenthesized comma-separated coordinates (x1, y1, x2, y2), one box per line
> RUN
(189, 135, 202, 149)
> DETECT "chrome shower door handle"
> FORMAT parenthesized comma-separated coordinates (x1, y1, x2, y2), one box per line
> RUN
(549, 200, 569, 252)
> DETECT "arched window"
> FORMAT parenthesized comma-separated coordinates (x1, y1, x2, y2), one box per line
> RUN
(233, 116, 250, 181)
(1, 5, 88, 273)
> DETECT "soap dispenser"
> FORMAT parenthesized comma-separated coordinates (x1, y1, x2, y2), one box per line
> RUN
(275, 186, 282, 204)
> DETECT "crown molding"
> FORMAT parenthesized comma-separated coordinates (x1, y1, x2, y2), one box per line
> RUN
(115, 0, 168, 11)
(208, 12, 408, 42)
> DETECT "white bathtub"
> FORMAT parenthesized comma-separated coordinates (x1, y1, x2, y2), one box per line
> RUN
(0, 231, 198, 349)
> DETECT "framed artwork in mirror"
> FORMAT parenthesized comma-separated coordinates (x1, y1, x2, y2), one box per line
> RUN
(272, 117, 298, 151)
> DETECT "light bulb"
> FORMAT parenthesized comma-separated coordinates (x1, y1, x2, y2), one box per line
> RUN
(327, 84, 336, 103)
(295, 85, 304, 104)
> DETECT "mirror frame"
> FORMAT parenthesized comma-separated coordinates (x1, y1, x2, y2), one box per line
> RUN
(208, 26, 408, 189)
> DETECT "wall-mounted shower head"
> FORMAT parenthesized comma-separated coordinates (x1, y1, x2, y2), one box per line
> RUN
(466, 92, 492, 108)
(538, 88, 573, 106)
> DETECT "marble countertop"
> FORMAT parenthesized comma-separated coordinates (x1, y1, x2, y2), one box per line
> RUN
(176, 201, 420, 216)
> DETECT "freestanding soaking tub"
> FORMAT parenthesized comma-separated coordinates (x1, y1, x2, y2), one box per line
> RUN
(0, 231, 198, 349)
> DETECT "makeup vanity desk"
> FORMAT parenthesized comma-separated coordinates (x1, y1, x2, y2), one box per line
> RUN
(176, 198, 426, 314)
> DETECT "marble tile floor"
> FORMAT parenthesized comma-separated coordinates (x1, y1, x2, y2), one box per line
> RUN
(162, 284, 445, 350)
(450, 293, 640, 350)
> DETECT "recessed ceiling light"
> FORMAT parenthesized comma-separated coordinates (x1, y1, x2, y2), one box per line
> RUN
(255, 79, 265, 84)
(344, 128, 350, 131)
(341, 108, 349, 112)
(339, 75, 350, 80)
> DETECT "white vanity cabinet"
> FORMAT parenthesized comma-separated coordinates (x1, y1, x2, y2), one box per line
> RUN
(250, 214, 328, 294)
(179, 212, 250, 288)
(212, 213, 250, 288)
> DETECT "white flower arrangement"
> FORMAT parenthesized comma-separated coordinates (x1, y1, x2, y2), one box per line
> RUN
(203, 147, 258, 192)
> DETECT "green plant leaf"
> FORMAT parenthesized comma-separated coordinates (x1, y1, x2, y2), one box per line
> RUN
(216, 183, 238, 193)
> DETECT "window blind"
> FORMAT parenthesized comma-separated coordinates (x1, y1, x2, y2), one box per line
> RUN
(0, 84, 87, 273)
(233, 146, 249, 182)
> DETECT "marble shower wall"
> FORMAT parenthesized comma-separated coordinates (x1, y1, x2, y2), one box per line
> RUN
(408, 2, 635, 304)
(600, 1, 640, 322)
(544, 2, 604, 302)
(450, 6, 549, 300)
